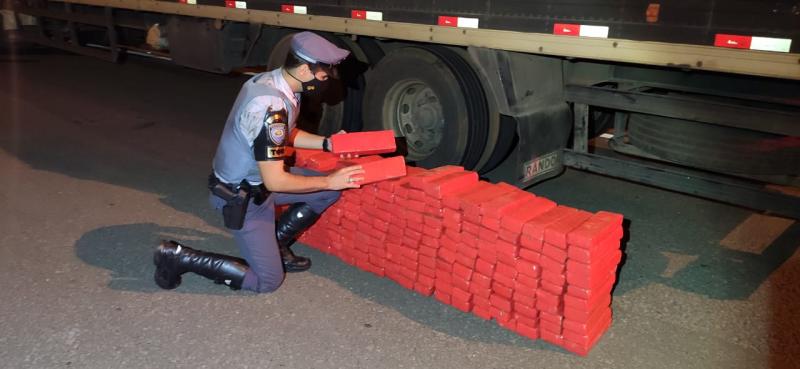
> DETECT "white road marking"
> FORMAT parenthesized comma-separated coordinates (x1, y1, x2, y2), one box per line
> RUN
(660, 251, 699, 278)
(720, 214, 794, 254)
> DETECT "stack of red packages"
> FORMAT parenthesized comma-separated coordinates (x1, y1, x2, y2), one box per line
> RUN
(561, 212, 623, 355)
(297, 150, 340, 172)
(296, 160, 624, 356)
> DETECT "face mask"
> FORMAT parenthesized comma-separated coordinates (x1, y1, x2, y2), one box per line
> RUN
(301, 76, 327, 95)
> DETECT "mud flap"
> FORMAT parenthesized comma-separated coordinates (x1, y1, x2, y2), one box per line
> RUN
(512, 103, 572, 187)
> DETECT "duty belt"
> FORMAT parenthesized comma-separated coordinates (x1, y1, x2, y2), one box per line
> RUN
(208, 173, 271, 206)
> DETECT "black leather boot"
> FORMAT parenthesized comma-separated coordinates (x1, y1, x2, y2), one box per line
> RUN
(153, 240, 249, 290)
(275, 203, 319, 272)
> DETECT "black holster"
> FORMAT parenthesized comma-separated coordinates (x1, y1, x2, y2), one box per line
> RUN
(208, 175, 250, 230)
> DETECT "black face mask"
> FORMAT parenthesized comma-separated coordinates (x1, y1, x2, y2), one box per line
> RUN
(301, 76, 327, 95)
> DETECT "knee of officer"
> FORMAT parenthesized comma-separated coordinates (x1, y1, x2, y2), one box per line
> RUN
(307, 190, 341, 213)
(255, 276, 283, 293)
(321, 190, 341, 208)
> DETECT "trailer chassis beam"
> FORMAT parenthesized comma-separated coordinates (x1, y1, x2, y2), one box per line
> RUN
(8, 0, 798, 80)
(562, 149, 800, 219)
(565, 83, 800, 137)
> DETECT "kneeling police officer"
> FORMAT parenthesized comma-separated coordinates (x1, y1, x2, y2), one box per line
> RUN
(153, 32, 364, 293)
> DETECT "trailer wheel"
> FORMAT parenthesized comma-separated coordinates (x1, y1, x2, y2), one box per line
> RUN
(362, 46, 489, 170)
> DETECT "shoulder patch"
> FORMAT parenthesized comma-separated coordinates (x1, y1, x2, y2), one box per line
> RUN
(268, 123, 287, 146)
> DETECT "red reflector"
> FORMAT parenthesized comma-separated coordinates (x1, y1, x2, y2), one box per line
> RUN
(714, 34, 752, 49)
(225, 0, 235, 8)
(281, 4, 294, 13)
(352, 10, 366, 19)
(437, 16, 458, 27)
(554, 23, 580, 36)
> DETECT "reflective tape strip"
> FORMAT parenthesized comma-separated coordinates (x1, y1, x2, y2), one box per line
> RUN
(178, 0, 197, 4)
(457, 17, 479, 28)
(554, 23, 608, 38)
(714, 34, 751, 49)
(750, 37, 792, 53)
(351, 10, 383, 21)
(553, 23, 580, 36)
(281, 4, 307, 14)
(438, 16, 457, 27)
(224, 0, 245, 8)
(579, 25, 609, 38)
(438, 16, 479, 28)
(715, 34, 792, 53)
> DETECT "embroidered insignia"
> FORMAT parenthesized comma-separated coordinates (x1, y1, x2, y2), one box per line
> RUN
(269, 123, 287, 146)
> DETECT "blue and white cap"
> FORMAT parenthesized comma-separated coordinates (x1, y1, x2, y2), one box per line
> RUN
(290, 31, 350, 66)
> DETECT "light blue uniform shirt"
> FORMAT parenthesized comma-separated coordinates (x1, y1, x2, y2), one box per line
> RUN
(212, 68, 301, 185)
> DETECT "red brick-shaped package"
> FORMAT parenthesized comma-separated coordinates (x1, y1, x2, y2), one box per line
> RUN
(377, 166, 427, 192)
(442, 181, 492, 209)
(461, 183, 518, 222)
(331, 130, 396, 155)
(561, 311, 613, 356)
(567, 231, 623, 264)
(563, 305, 612, 337)
(567, 211, 624, 248)
(481, 189, 533, 218)
(338, 155, 384, 166)
(305, 152, 340, 172)
(424, 171, 480, 199)
(293, 148, 318, 168)
(500, 197, 557, 234)
(408, 165, 464, 189)
(544, 211, 593, 249)
(355, 156, 408, 185)
(522, 206, 579, 242)
(566, 273, 616, 301)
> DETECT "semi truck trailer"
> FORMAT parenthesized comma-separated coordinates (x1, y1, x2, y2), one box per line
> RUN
(3, 0, 799, 217)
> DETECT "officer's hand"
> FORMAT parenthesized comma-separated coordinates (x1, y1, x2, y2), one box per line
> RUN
(332, 130, 360, 159)
(327, 165, 365, 190)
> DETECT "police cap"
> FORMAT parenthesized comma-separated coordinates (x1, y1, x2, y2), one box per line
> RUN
(290, 31, 350, 66)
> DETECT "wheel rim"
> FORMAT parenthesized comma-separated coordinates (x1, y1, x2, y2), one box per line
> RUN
(385, 79, 446, 161)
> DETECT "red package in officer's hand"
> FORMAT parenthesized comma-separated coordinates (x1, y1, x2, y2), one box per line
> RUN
(331, 130, 396, 155)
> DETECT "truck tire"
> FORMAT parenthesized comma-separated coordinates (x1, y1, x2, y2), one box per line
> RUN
(362, 46, 489, 170)
(628, 113, 799, 175)
(355, 37, 385, 69)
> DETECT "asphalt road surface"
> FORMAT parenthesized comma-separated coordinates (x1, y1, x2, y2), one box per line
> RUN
(1, 41, 798, 369)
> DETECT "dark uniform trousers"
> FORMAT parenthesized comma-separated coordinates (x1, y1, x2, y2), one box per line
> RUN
(209, 167, 340, 292)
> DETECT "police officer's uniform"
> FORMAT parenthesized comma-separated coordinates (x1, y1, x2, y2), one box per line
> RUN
(153, 32, 350, 292)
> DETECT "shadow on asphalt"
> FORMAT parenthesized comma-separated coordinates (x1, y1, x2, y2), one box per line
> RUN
(298, 243, 563, 351)
(74, 223, 249, 296)
(73, 222, 564, 350)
